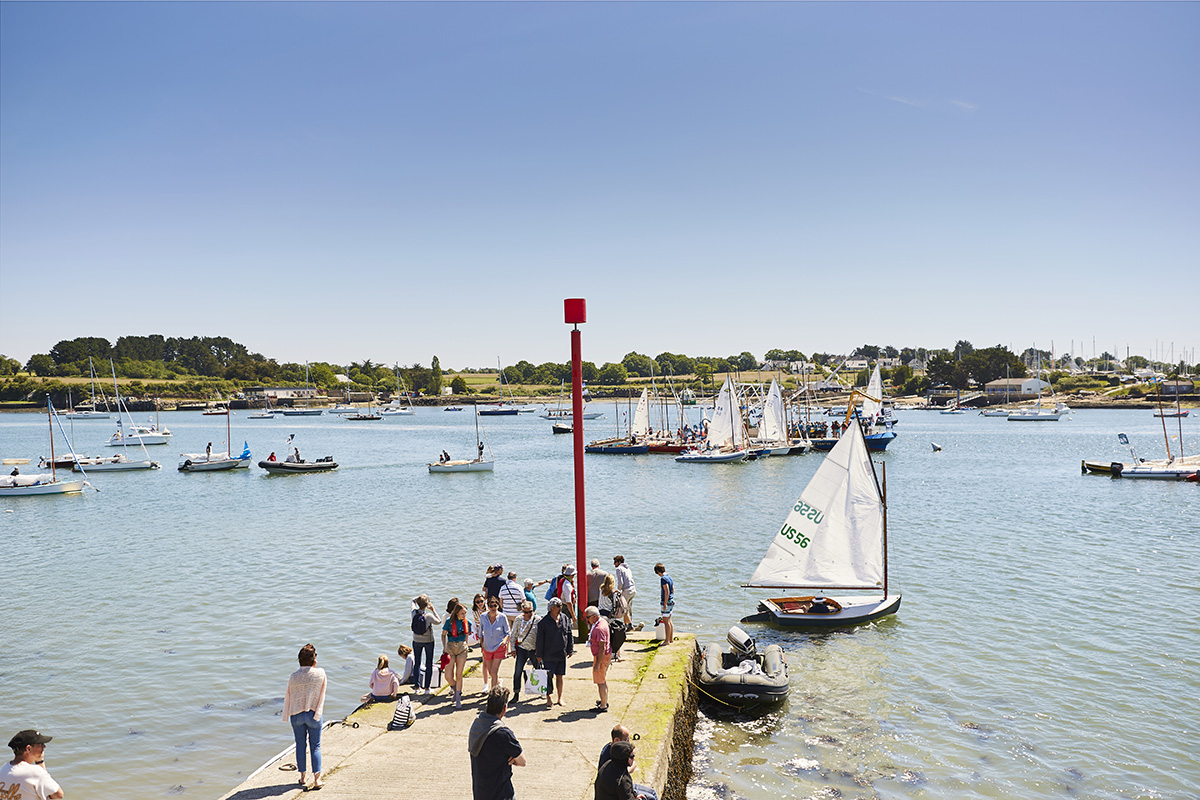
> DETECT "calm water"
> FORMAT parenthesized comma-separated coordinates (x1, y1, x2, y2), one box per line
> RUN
(2, 406, 1197, 799)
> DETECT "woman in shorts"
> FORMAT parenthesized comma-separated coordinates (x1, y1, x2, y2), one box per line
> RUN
(442, 602, 472, 708)
(478, 597, 511, 694)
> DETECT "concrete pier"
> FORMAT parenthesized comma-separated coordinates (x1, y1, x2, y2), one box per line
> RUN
(219, 633, 696, 800)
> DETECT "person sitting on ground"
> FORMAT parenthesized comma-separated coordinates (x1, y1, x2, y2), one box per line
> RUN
(365, 654, 401, 703)
(396, 644, 416, 684)
(808, 596, 834, 614)
(598, 725, 658, 800)
(595, 740, 640, 800)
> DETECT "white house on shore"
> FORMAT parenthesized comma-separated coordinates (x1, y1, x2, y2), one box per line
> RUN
(984, 378, 1050, 398)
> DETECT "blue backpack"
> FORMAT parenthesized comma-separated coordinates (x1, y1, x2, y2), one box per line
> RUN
(544, 576, 560, 601)
(411, 608, 429, 636)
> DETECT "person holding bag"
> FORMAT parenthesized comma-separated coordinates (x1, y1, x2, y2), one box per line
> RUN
(510, 601, 541, 701)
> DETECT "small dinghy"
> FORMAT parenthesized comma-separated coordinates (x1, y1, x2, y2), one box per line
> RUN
(697, 626, 788, 711)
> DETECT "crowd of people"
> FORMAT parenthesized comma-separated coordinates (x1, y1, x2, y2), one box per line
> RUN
(6, 557, 677, 800)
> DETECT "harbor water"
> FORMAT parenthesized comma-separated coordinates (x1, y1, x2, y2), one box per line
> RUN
(2, 405, 1197, 799)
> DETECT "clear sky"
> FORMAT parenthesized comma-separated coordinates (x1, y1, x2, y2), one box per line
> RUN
(2, 2, 1196, 370)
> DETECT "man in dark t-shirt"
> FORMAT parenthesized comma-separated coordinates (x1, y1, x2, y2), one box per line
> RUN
(483, 564, 507, 601)
(468, 687, 525, 800)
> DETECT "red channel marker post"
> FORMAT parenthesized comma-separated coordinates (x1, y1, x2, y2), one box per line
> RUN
(564, 298, 588, 638)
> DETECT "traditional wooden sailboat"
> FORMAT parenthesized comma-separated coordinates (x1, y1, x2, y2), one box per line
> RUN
(676, 376, 750, 463)
(429, 407, 494, 472)
(741, 418, 901, 628)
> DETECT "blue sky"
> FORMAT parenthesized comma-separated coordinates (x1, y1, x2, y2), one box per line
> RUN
(2, 2, 1196, 370)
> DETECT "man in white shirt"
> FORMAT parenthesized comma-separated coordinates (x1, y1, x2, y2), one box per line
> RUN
(2, 729, 64, 800)
(613, 555, 637, 625)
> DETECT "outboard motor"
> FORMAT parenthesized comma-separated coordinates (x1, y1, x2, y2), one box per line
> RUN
(727, 626, 756, 658)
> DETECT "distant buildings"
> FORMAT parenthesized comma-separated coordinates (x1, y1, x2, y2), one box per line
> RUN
(984, 378, 1050, 398)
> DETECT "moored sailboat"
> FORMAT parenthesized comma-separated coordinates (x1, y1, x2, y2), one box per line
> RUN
(429, 407, 494, 472)
(676, 377, 750, 463)
(741, 418, 901, 629)
(1, 402, 88, 497)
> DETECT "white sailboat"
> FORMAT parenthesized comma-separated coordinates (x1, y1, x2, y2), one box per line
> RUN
(98, 361, 167, 465)
(1008, 350, 1067, 421)
(380, 368, 416, 416)
(429, 407, 494, 472)
(179, 403, 252, 472)
(741, 418, 901, 628)
(278, 363, 325, 416)
(750, 378, 800, 455)
(676, 376, 749, 463)
(63, 357, 112, 420)
(1, 402, 87, 496)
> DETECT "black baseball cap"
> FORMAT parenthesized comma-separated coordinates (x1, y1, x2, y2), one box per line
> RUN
(9, 730, 52, 749)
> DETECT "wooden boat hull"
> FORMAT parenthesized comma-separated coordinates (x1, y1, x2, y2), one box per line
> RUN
(698, 643, 789, 710)
(428, 459, 494, 473)
(1154, 411, 1189, 418)
(258, 459, 338, 473)
(541, 411, 603, 420)
(741, 594, 901, 629)
(646, 441, 688, 454)
(586, 444, 650, 454)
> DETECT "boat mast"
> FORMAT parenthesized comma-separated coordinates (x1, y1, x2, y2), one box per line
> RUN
(860, 421, 888, 599)
(1156, 383, 1172, 460)
(48, 398, 56, 480)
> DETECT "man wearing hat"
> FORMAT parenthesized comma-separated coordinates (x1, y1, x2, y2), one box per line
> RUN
(535, 597, 575, 708)
(557, 565, 578, 624)
(2, 729, 64, 799)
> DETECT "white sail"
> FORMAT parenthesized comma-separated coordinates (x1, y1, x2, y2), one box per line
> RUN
(747, 423, 884, 589)
(631, 388, 650, 437)
(706, 377, 744, 448)
(862, 364, 883, 419)
(758, 378, 786, 443)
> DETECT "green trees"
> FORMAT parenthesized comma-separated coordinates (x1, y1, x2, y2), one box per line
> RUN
(431, 356, 443, 396)
(450, 375, 469, 394)
(621, 352, 655, 377)
(0, 355, 20, 375)
(25, 354, 54, 376)
(596, 362, 628, 385)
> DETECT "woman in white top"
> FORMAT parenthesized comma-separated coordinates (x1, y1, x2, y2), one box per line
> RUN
(283, 643, 327, 791)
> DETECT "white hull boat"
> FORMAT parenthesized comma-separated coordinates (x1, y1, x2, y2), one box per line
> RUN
(0, 475, 86, 496)
(278, 408, 324, 416)
(107, 425, 172, 446)
(72, 455, 159, 471)
(380, 406, 415, 416)
(62, 411, 110, 420)
(675, 447, 749, 463)
(428, 458, 495, 473)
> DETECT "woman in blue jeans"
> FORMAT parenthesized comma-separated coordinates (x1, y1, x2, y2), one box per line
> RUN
(411, 594, 441, 694)
(283, 643, 327, 790)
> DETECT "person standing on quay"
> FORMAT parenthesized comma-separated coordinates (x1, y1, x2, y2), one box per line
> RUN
(655, 563, 674, 644)
(2, 729, 63, 800)
(484, 563, 506, 602)
(468, 687, 525, 800)
(557, 566, 578, 624)
(613, 555, 637, 625)
(411, 594, 441, 695)
(500, 571, 525, 627)
(479, 597, 511, 694)
(585, 606, 611, 712)
(443, 602, 472, 708)
(535, 597, 574, 707)
(510, 601, 540, 702)
(587, 558, 610, 608)
(283, 643, 326, 791)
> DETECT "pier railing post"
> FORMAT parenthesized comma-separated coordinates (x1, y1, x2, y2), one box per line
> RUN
(565, 298, 588, 639)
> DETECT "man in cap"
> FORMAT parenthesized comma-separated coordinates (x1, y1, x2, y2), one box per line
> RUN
(535, 597, 574, 707)
(2, 729, 64, 799)
(557, 565, 578, 623)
